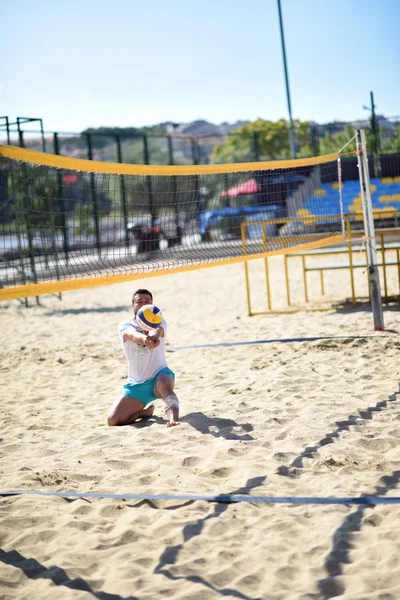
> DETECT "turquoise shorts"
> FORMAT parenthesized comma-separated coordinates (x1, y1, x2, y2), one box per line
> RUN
(123, 367, 175, 408)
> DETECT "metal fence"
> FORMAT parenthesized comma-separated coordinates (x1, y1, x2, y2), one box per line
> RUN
(1, 115, 399, 167)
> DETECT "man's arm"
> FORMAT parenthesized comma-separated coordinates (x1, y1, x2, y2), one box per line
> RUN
(147, 326, 164, 341)
(123, 326, 164, 349)
(123, 330, 147, 344)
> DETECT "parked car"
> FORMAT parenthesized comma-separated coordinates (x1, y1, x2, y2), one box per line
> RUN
(198, 204, 286, 242)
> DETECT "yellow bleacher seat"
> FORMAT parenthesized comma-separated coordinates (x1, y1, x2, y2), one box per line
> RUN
(379, 194, 400, 203)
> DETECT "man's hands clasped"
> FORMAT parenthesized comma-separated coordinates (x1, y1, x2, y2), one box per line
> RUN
(144, 332, 161, 349)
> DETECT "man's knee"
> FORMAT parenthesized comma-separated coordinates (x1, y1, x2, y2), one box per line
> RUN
(107, 414, 119, 426)
(155, 374, 174, 396)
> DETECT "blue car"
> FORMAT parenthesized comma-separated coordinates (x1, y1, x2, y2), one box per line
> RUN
(198, 204, 285, 241)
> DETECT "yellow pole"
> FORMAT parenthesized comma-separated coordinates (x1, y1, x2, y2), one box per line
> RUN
(244, 261, 252, 315)
(397, 248, 400, 294)
(302, 255, 308, 303)
(261, 225, 272, 310)
(280, 238, 291, 306)
(346, 215, 356, 307)
(320, 269, 325, 295)
(241, 223, 252, 316)
(365, 245, 371, 303)
(380, 232, 388, 300)
(284, 253, 291, 305)
(264, 258, 272, 310)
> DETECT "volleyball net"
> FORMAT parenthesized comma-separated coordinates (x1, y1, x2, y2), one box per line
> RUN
(0, 145, 345, 300)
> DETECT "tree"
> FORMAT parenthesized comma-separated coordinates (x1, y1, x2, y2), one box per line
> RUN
(210, 118, 314, 163)
(381, 123, 400, 153)
(318, 122, 400, 156)
(81, 126, 142, 149)
(318, 124, 357, 155)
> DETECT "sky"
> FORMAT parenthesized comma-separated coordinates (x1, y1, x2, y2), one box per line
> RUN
(1, 0, 399, 135)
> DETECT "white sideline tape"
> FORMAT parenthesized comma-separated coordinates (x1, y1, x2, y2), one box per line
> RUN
(1, 490, 399, 505)
(168, 335, 379, 350)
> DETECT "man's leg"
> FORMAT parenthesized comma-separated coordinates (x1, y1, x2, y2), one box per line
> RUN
(154, 374, 179, 428)
(107, 395, 154, 426)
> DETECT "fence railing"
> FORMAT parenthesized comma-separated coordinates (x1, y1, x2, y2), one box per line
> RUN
(1, 116, 399, 167)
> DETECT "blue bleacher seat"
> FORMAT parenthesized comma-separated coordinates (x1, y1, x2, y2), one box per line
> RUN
(299, 178, 400, 217)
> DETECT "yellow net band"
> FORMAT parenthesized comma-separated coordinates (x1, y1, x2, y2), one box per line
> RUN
(0, 144, 339, 176)
(0, 235, 344, 301)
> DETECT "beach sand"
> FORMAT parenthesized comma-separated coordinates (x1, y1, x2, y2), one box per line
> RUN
(1, 256, 400, 600)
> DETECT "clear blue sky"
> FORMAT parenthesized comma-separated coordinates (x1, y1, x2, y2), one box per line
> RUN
(1, 0, 399, 134)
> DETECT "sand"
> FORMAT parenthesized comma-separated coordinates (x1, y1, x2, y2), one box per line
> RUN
(1, 256, 400, 600)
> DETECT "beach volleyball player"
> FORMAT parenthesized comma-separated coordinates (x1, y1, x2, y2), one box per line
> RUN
(107, 289, 180, 428)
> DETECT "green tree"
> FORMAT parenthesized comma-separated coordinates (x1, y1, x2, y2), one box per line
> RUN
(381, 123, 400, 153)
(81, 126, 142, 149)
(12, 166, 64, 232)
(318, 124, 357, 155)
(317, 122, 400, 156)
(210, 118, 314, 163)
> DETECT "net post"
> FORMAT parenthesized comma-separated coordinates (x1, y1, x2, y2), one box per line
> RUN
(86, 133, 102, 257)
(355, 129, 384, 331)
(115, 135, 130, 251)
(53, 132, 70, 265)
(39, 118, 46, 153)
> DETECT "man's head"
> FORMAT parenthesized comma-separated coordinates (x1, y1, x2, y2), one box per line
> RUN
(132, 289, 153, 315)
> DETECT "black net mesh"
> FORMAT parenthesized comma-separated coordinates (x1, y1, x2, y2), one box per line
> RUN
(0, 147, 344, 297)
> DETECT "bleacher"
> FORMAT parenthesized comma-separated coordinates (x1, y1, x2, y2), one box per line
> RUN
(297, 177, 400, 219)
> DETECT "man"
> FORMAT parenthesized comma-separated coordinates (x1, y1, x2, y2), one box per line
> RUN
(107, 289, 180, 428)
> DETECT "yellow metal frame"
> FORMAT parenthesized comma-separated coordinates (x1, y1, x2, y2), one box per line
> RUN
(242, 213, 346, 315)
(295, 224, 400, 308)
(243, 211, 400, 315)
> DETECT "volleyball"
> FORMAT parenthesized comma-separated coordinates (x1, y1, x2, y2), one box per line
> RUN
(136, 304, 163, 331)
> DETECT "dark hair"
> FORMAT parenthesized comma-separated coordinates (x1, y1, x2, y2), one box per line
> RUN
(132, 289, 153, 303)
